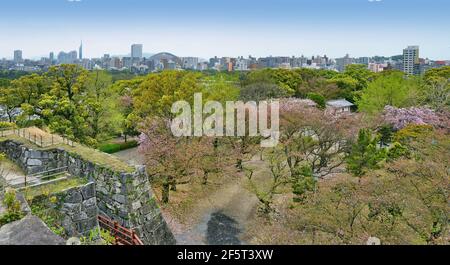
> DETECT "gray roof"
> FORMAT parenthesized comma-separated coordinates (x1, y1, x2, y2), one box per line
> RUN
(326, 99, 355, 108)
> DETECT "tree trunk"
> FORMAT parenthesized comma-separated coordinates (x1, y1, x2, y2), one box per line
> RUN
(236, 159, 243, 171)
(162, 180, 170, 204)
(202, 171, 209, 185)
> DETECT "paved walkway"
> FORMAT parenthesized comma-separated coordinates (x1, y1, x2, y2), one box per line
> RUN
(0, 159, 30, 187)
(112, 147, 145, 166)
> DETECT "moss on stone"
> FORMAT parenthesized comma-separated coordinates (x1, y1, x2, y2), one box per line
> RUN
(0, 136, 134, 172)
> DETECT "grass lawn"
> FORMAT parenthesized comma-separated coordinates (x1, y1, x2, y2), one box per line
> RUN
(23, 177, 88, 199)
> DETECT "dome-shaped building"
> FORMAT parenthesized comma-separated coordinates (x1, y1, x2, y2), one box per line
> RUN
(149, 52, 180, 63)
(149, 52, 181, 70)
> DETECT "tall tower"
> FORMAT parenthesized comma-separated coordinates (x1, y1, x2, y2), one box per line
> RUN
(131, 44, 143, 60)
(79, 41, 83, 60)
(403, 46, 419, 75)
(14, 50, 23, 63)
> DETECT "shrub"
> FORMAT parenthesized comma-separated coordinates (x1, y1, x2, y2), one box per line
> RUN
(99, 140, 138, 154)
(0, 122, 16, 129)
(81, 228, 116, 245)
(0, 190, 24, 226)
(393, 124, 434, 145)
(306, 93, 326, 109)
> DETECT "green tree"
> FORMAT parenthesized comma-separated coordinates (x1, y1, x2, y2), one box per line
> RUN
(0, 85, 21, 122)
(306, 93, 326, 109)
(111, 78, 145, 141)
(346, 129, 387, 178)
(85, 70, 121, 141)
(377, 124, 394, 147)
(291, 165, 317, 202)
(10, 74, 49, 126)
(356, 71, 423, 115)
(423, 77, 449, 112)
(38, 65, 92, 142)
(243, 69, 301, 96)
(46, 64, 88, 101)
(343, 64, 375, 91)
(239, 82, 286, 102)
(202, 75, 239, 103)
(133, 71, 203, 119)
(423, 66, 450, 82)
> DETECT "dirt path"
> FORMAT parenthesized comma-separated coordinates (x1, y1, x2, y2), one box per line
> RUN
(113, 147, 145, 166)
(166, 156, 272, 245)
(112, 149, 272, 245)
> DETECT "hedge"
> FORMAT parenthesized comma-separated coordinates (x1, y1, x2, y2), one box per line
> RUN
(99, 140, 139, 154)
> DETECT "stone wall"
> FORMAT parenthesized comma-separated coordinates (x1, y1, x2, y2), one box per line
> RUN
(55, 182, 99, 237)
(0, 140, 65, 175)
(0, 139, 176, 245)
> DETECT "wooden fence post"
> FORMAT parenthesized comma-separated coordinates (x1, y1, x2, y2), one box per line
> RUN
(114, 221, 119, 244)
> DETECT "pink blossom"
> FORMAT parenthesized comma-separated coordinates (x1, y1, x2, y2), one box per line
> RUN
(382, 106, 441, 130)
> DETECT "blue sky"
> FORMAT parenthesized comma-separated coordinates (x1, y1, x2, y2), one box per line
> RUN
(0, 0, 449, 59)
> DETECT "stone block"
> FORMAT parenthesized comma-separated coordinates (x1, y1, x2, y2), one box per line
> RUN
(82, 198, 97, 208)
(112, 194, 126, 204)
(65, 190, 83, 204)
(132, 201, 142, 211)
(85, 206, 98, 218)
(72, 212, 88, 222)
(81, 183, 96, 200)
(62, 203, 81, 215)
(27, 159, 42, 166)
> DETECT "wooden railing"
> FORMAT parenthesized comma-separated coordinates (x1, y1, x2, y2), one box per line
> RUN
(13, 128, 75, 148)
(98, 215, 144, 245)
(0, 128, 15, 138)
(0, 127, 75, 148)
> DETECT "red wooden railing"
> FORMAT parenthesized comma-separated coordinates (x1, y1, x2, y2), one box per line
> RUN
(98, 215, 144, 245)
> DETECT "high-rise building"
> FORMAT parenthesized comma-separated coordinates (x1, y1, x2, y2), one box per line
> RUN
(79, 41, 83, 60)
(14, 50, 23, 63)
(57, 50, 78, 64)
(131, 44, 143, 60)
(122, 57, 133, 68)
(335, 54, 353, 72)
(181, 57, 199, 70)
(69, 51, 78, 62)
(403, 46, 420, 75)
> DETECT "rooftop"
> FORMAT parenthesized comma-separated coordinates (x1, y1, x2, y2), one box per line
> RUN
(326, 99, 355, 108)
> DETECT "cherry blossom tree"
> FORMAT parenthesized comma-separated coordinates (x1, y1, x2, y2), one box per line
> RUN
(382, 105, 443, 130)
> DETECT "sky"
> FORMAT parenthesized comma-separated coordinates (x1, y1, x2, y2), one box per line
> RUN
(0, 0, 449, 60)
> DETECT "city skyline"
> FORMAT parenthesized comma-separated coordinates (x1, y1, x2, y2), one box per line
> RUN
(0, 0, 449, 60)
(2, 42, 449, 62)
